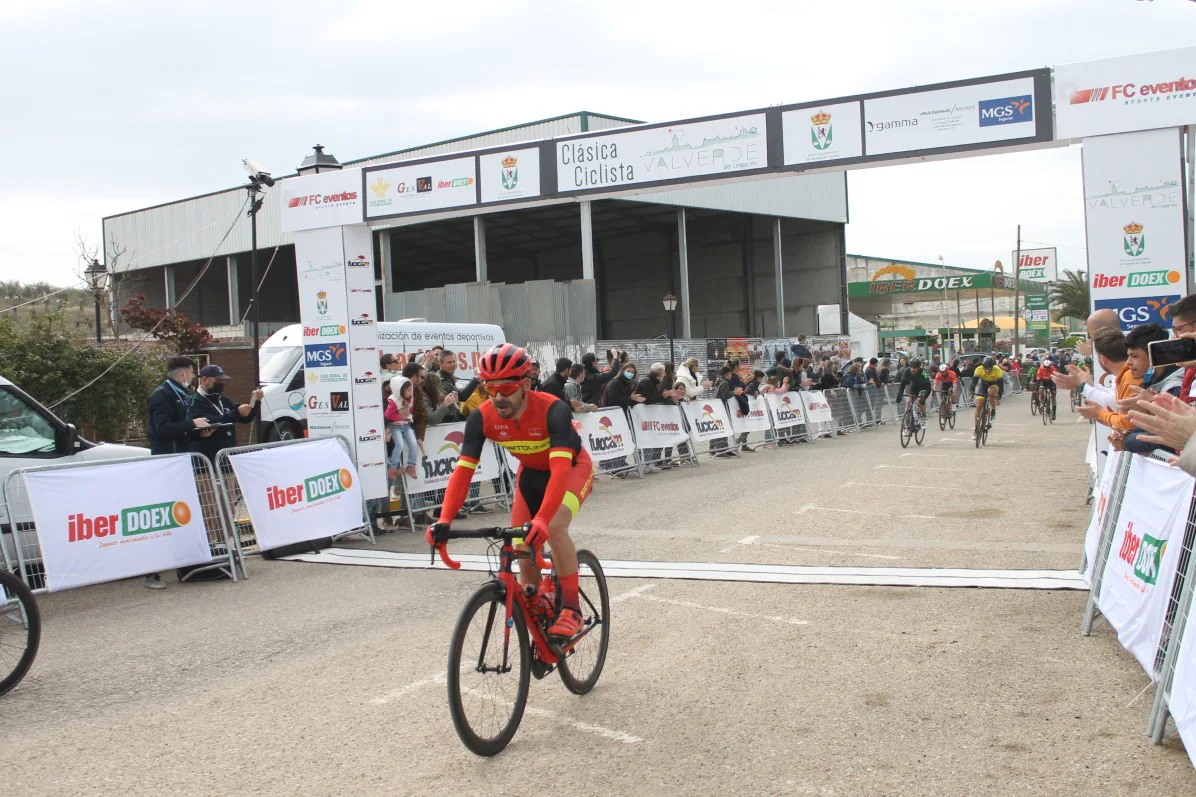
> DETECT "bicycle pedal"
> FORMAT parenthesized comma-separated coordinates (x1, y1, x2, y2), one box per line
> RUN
(530, 656, 555, 680)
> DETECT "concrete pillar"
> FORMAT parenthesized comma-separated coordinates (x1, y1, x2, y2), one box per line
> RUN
(226, 255, 239, 327)
(773, 217, 785, 337)
(378, 230, 393, 321)
(677, 208, 692, 338)
(473, 216, 488, 283)
(164, 264, 176, 308)
(580, 201, 595, 280)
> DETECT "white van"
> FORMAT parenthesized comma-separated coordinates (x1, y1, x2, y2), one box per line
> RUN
(0, 375, 149, 569)
(257, 320, 506, 441)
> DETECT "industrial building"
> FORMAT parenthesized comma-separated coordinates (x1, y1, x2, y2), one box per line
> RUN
(102, 112, 849, 346)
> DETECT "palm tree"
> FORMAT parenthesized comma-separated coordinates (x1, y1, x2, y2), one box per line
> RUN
(1049, 270, 1089, 323)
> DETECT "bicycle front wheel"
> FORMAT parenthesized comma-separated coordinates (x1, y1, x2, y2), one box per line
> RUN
(447, 581, 531, 757)
(1041, 395, 1049, 425)
(558, 550, 611, 695)
(914, 416, 926, 446)
(948, 405, 956, 430)
(899, 412, 913, 448)
(0, 569, 40, 697)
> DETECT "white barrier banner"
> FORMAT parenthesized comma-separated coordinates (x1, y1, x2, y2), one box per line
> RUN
(403, 422, 501, 493)
(630, 404, 689, 448)
(1169, 614, 1196, 768)
(681, 400, 734, 444)
(1083, 449, 1122, 583)
(729, 395, 772, 435)
(1097, 456, 1195, 673)
(231, 438, 364, 550)
(24, 456, 211, 591)
(576, 409, 635, 464)
(765, 392, 806, 429)
(800, 390, 834, 424)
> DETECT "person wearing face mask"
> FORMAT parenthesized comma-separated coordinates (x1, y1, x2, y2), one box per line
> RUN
(186, 364, 263, 465)
(598, 362, 642, 476)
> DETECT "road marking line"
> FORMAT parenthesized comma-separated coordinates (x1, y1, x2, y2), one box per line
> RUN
(610, 582, 658, 603)
(628, 592, 810, 626)
(462, 689, 645, 744)
(372, 673, 446, 705)
(795, 503, 818, 515)
(752, 540, 903, 561)
(719, 534, 761, 553)
(875, 464, 960, 472)
(843, 481, 938, 489)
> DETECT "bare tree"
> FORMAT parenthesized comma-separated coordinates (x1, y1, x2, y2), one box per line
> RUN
(73, 231, 127, 340)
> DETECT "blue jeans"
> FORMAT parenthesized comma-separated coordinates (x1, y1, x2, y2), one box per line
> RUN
(388, 424, 420, 470)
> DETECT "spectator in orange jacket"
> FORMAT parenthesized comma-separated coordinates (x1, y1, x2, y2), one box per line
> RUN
(1077, 327, 1138, 431)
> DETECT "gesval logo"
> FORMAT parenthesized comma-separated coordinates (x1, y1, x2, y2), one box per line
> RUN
(69, 501, 191, 542)
(266, 468, 353, 511)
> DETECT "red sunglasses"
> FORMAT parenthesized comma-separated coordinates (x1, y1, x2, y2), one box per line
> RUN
(482, 380, 524, 397)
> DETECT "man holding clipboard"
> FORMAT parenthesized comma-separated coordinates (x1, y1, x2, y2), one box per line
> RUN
(187, 364, 262, 465)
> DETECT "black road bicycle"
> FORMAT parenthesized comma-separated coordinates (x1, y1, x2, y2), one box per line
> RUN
(0, 569, 40, 696)
(938, 389, 956, 431)
(900, 392, 928, 448)
(974, 398, 993, 448)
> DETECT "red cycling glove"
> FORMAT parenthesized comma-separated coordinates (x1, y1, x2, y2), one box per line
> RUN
(523, 518, 550, 552)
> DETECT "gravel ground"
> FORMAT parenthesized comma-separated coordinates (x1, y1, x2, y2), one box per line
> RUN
(2, 392, 1193, 796)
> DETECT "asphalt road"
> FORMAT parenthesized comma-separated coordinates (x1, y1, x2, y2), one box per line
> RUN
(3, 391, 1193, 796)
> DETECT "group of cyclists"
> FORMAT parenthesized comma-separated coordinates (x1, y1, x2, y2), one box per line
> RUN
(894, 348, 1082, 440)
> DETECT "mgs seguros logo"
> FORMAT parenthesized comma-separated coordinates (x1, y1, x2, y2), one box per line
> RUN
(266, 468, 353, 513)
(304, 342, 347, 369)
(68, 500, 192, 543)
(978, 95, 1033, 127)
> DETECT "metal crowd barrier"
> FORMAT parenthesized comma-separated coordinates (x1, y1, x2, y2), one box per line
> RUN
(1081, 452, 1135, 636)
(1149, 489, 1196, 745)
(823, 388, 861, 433)
(1, 453, 238, 592)
(214, 436, 374, 574)
(629, 404, 700, 472)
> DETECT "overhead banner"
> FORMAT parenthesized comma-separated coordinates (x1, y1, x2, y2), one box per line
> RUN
(800, 391, 835, 424)
(1169, 613, 1196, 769)
(1013, 247, 1057, 284)
(279, 168, 364, 233)
(849, 270, 1043, 298)
(1097, 456, 1195, 673)
(681, 400, 734, 444)
(863, 76, 1038, 157)
(230, 438, 365, 551)
(1055, 46, 1196, 140)
(24, 456, 212, 591)
(575, 409, 635, 464)
(1082, 128, 1188, 329)
(480, 147, 541, 204)
(364, 156, 477, 219)
(782, 101, 864, 166)
(729, 395, 772, 435)
(1083, 449, 1122, 583)
(403, 421, 502, 493)
(765, 392, 807, 430)
(630, 404, 690, 448)
(556, 113, 767, 193)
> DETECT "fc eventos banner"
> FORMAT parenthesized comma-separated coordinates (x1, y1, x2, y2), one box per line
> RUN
(25, 456, 212, 591)
(230, 438, 365, 551)
(630, 404, 690, 448)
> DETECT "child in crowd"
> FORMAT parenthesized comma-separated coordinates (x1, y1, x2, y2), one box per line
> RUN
(385, 375, 424, 481)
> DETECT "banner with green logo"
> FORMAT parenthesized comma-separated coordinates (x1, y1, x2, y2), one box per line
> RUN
(1097, 457, 1195, 673)
(24, 456, 211, 591)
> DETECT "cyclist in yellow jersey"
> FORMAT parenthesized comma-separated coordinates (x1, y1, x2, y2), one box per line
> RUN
(971, 357, 1005, 439)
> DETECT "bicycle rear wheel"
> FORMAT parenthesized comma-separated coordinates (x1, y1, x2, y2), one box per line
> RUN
(1041, 393, 1049, 426)
(938, 400, 948, 431)
(557, 550, 610, 696)
(447, 581, 531, 757)
(0, 569, 40, 697)
(948, 404, 956, 430)
(974, 404, 986, 448)
(899, 411, 913, 448)
(1030, 394, 1038, 415)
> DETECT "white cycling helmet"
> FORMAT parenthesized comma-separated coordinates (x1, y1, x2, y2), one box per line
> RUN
(939, 364, 948, 372)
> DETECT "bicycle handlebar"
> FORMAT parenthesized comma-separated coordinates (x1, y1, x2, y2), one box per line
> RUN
(430, 525, 552, 570)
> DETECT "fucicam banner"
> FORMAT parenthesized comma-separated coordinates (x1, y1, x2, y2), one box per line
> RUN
(630, 404, 689, 448)
(681, 400, 734, 444)
(1083, 449, 1123, 584)
(24, 456, 212, 591)
(1168, 612, 1196, 768)
(575, 409, 635, 464)
(403, 421, 502, 493)
(231, 438, 365, 551)
(729, 395, 772, 435)
(1097, 456, 1195, 673)
(765, 392, 806, 431)
(800, 391, 834, 424)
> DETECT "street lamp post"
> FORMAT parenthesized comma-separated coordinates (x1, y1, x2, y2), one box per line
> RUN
(663, 291, 678, 365)
(84, 258, 109, 343)
(242, 160, 276, 386)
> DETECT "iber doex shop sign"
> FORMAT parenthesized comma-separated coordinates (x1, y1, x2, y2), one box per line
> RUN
(266, 468, 352, 512)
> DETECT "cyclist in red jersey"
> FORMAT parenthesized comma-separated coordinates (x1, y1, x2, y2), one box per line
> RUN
(933, 363, 958, 404)
(1035, 359, 1058, 397)
(426, 343, 594, 642)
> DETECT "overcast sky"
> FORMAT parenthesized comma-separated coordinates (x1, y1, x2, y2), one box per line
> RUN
(2, 0, 1194, 290)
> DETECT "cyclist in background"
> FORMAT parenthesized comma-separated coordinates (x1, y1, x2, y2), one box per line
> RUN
(971, 357, 1005, 439)
(896, 358, 934, 423)
(934, 363, 959, 405)
(1035, 357, 1058, 416)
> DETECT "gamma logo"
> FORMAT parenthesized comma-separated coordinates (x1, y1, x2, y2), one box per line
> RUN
(978, 95, 1033, 127)
(69, 501, 191, 542)
(266, 468, 353, 512)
